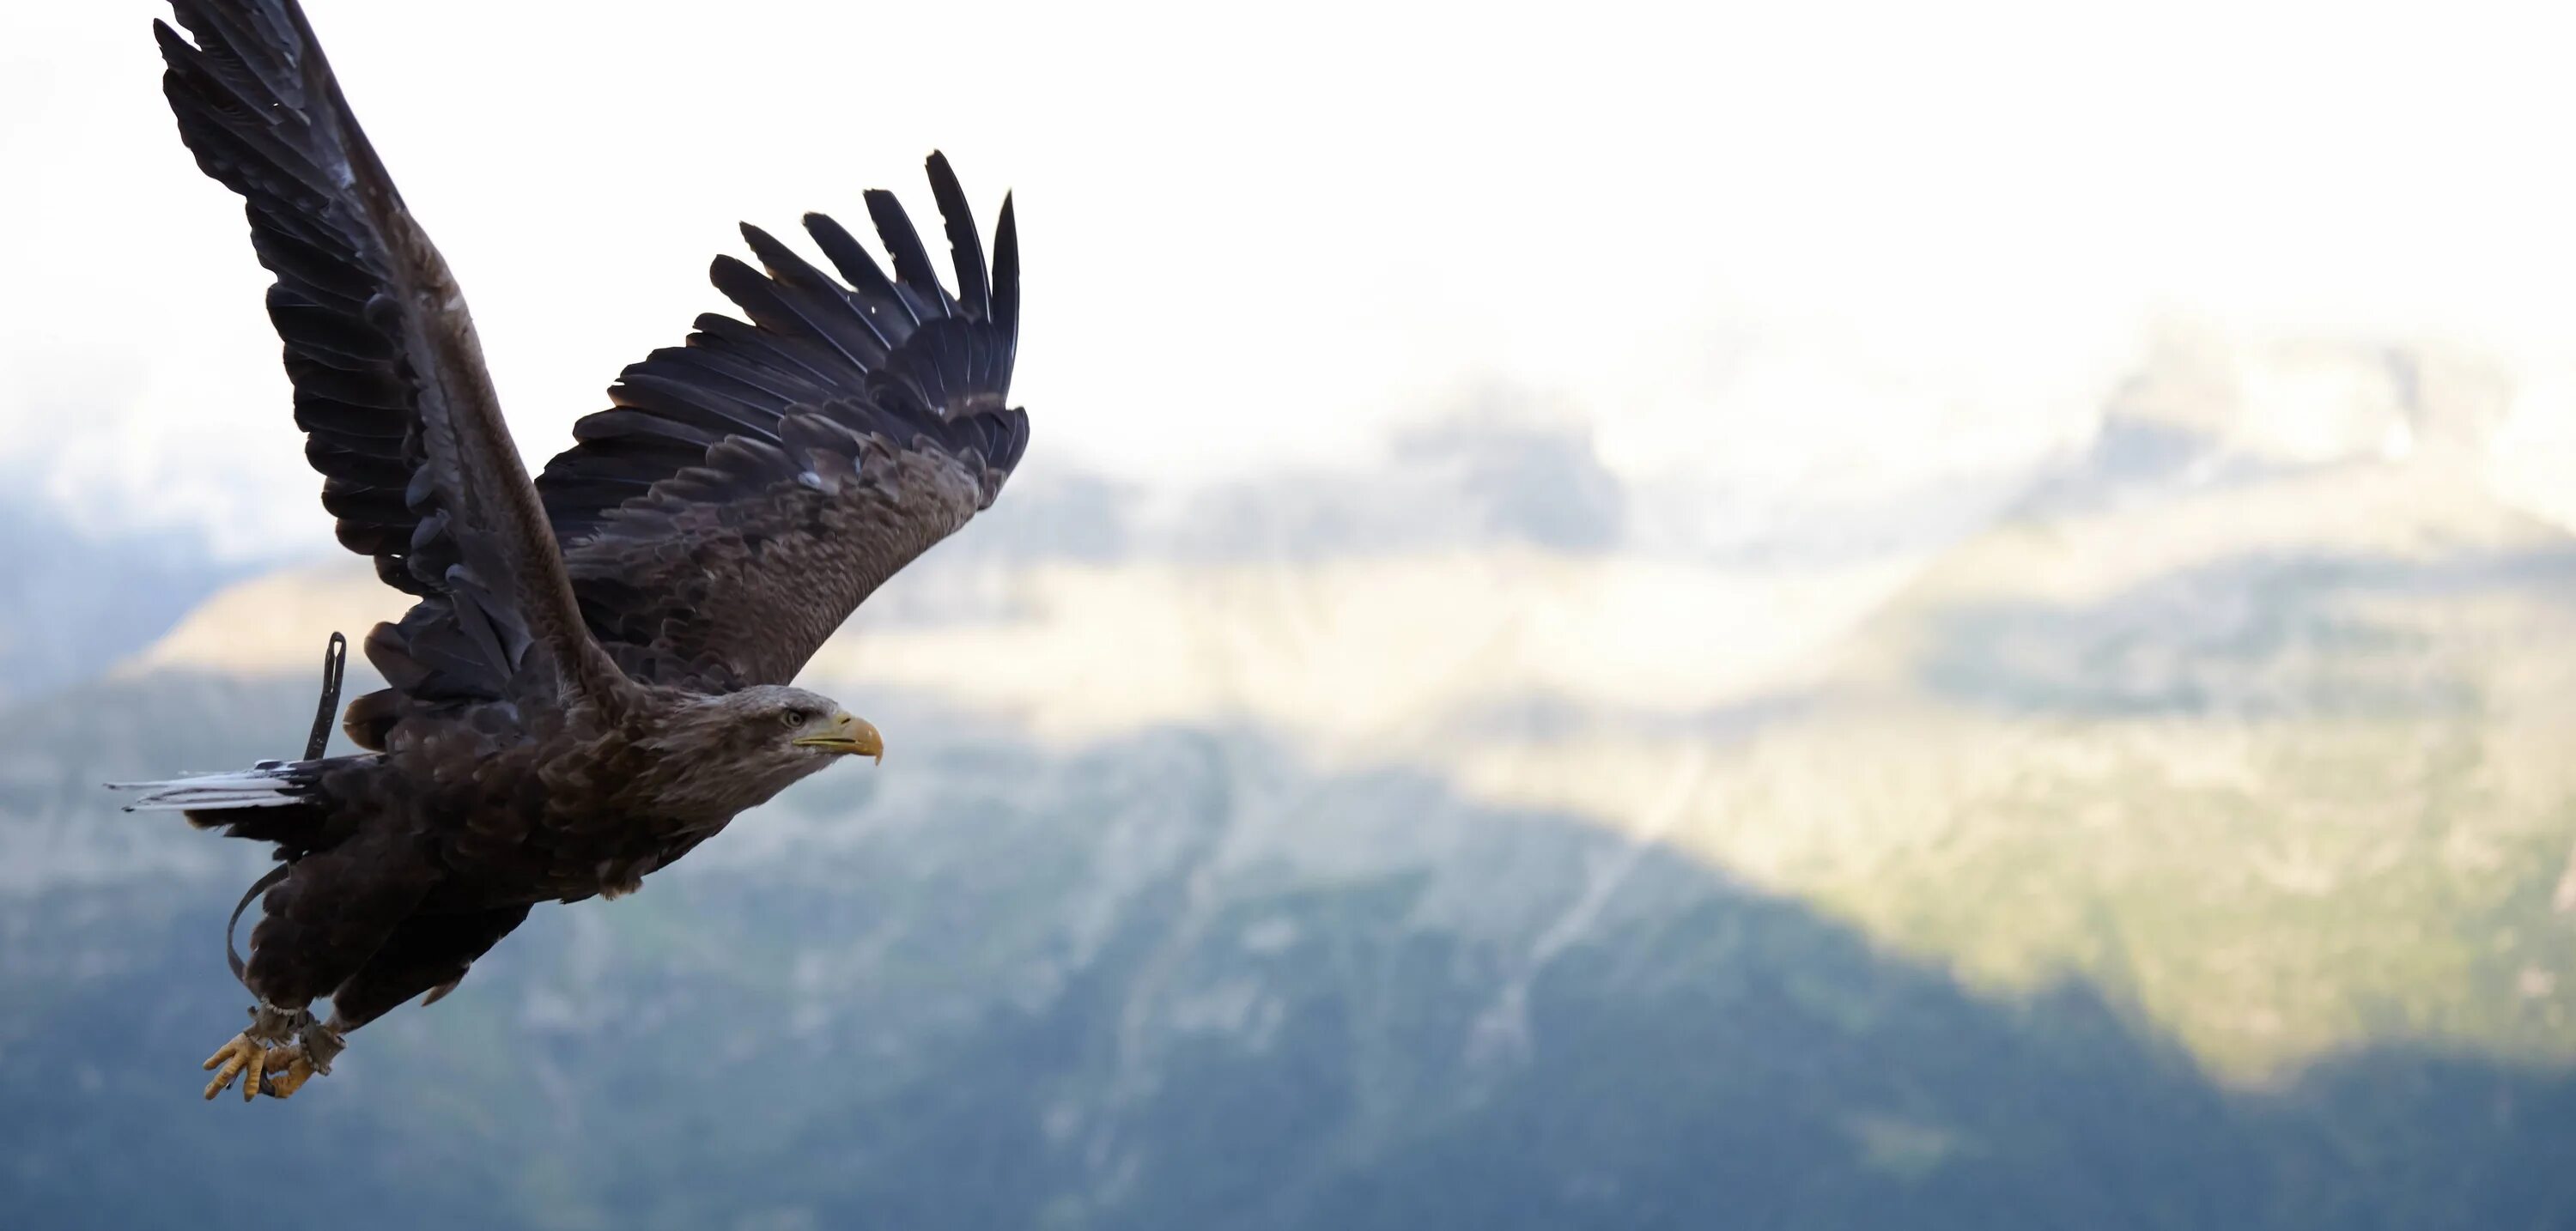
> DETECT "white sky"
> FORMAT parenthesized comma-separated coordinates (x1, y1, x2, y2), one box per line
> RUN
(6, 0, 2576, 555)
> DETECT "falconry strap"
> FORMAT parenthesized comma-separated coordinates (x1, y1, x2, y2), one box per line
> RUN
(304, 632, 347, 762)
(225, 632, 347, 988)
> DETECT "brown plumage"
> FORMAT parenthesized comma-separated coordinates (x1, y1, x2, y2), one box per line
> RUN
(118, 0, 1028, 1101)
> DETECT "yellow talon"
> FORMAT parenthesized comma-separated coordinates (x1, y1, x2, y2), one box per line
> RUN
(199, 1025, 323, 1101)
(201, 1033, 258, 1101)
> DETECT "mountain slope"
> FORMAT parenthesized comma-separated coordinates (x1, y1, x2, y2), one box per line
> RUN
(0, 491, 247, 706)
(3, 674, 2573, 1230)
(1473, 337, 2576, 1081)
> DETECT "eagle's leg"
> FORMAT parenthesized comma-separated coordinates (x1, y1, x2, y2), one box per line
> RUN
(200, 830, 436, 1101)
(244, 903, 535, 1101)
(201, 1007, 345, 1101)
(200, 1001, 315, 1101)
(248, 1015, 348, 1101)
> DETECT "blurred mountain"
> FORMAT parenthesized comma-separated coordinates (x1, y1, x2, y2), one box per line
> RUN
(1585, 334, 2576, 1083)
(7, 676, 2573, 1230)
(0, 488, 250, 707)
(4, 339, 2575, 1227)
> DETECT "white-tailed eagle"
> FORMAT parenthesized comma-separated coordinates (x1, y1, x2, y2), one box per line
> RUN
(113, 0, 1026, 1101)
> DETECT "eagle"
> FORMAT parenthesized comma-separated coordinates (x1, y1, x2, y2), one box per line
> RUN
(113, 0, 1027, 1101)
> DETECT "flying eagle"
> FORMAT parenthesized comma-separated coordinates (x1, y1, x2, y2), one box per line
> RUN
(115, 0, 1026, 1101)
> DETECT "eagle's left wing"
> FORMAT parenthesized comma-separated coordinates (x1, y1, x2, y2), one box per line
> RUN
(534, 155, 1026, 692)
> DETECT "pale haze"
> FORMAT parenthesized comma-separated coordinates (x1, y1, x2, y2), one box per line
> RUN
(8, 0, 2576, 554)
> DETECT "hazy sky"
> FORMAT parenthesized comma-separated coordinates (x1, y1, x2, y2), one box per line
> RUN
(6, 0, 2575, 555)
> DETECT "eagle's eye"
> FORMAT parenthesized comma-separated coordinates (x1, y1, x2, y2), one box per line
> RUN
(781, 709, 810, 730)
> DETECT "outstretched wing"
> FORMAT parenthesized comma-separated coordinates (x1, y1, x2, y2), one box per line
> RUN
(534, 154, 1027, 691)
(156, 0, 629, 742)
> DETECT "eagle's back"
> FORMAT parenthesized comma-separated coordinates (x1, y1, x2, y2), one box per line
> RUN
(286, 698, 721, 907)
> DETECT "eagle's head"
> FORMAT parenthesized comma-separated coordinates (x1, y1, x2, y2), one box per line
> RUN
(717, 683, 884, 767)
(646, 685, 884, 817)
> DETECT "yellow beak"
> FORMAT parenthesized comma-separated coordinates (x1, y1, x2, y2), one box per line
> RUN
(793, 712, 884, 763)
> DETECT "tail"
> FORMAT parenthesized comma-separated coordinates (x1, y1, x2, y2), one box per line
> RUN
(107, 761, 322, 816)
(107, 631, 357, 854)
(107, 757, 356, 853)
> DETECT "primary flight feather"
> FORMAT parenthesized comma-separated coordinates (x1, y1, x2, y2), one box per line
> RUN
(118, 0, 1028, 1101)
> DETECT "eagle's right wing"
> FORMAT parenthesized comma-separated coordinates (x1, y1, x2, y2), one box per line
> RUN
(533, 155, 1027, 693)
(156, 0, 630, 742)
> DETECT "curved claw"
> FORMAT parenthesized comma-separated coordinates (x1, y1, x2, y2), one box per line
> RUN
(257, 1046, 318, 1099)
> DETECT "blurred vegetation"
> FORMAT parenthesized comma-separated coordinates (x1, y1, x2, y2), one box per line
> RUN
(2, 670, 2573, 1228)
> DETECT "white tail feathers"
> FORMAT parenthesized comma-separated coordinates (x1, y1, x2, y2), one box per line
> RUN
(106, 765, 309, 813)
